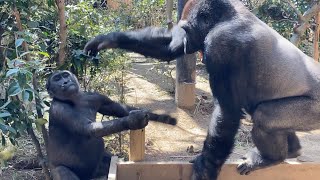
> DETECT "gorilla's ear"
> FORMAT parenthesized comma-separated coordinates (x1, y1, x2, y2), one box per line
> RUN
(46, 71, 60, 97)
(46, 79, 54, 97)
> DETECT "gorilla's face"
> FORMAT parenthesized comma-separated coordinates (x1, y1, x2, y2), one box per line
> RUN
(46, 70, 80, 101)
(179, 0, 235, 53)
(179, 0, 214, 53)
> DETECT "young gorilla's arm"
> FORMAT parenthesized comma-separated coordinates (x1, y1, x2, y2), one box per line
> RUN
(50, 101, 148, 137)
(95, 93, 177, 125)
(84, 25, 186, 61)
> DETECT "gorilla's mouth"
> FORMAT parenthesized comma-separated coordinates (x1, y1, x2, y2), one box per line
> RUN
(61, 83, 76, 90)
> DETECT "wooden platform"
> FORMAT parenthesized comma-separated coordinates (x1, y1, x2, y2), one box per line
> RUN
(113, 161, 320, 180)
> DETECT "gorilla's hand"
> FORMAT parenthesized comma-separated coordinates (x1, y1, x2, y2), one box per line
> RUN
(148, 113, 177, 125)
(126, 110, 149, 130)
(84, 33, 118, 56)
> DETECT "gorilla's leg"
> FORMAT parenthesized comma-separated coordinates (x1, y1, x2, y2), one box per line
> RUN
(237, 126, 288, 175)
(92, 151, 112, 178)
(192, 103, 241, 179)
(287, 131, 302, 158)
(238, 96, 319, 175)
(51, 166, 80, 180)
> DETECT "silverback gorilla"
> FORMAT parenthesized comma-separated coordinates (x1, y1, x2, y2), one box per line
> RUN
(46, 70, 176, 180)
(84, 0, 320, 179)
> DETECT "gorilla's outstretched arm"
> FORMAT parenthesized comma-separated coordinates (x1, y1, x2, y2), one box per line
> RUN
(95, 93, 177, 125)
(49, 101, 149, 137)
(84, 25, 187, 61)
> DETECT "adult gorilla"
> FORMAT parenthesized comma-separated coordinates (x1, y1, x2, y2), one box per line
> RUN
(84, 0, 320, 179)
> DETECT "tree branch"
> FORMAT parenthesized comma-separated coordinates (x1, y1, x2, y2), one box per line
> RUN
(55, 0, 67, 66)
(285, 0, 305, 22)
(287, 2, 320, 46)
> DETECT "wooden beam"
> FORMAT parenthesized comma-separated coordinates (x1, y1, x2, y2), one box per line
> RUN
(108, 156, 118, 180)
(117, 161, 320, 180)
(129, 129, 145, 161)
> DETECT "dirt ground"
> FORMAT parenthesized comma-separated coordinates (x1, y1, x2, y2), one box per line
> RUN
(1, 54, 320, 179)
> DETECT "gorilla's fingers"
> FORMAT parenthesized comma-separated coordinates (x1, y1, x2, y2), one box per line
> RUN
(148, 113, 177, 125)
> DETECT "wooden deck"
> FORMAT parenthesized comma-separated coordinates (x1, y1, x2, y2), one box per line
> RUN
(113, 160, 320, 180)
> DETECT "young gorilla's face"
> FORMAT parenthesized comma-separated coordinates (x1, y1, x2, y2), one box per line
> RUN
(46, 70, 80, 100)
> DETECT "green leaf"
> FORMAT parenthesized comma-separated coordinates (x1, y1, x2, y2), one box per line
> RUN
(17, 72, 27, 88)
(7, 59, 26, 68)
(5, 125, 16, 134)
(6, 69, 19, 77)
(27, 21, 39, 28)
(0, 112, 11, 118)
(35, 118, 48, 126)
(24, 89, 34, 101)
(0, 100, 11, 109)
(8, 81, 22, 96)
(39, 51, 50, 57)
(47, 0, 55, 7)
(15, 39, 24, 48)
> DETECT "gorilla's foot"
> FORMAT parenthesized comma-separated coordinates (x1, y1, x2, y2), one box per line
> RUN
(287, 149, 302, 159)
(237, 148, 282, 175)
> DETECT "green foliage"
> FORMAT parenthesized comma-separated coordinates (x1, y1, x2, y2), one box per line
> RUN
(0, 0, 169, 154)
(0, 37, 50, 147)
(65, 0, 167, 91)
(253, 0, 316, 55)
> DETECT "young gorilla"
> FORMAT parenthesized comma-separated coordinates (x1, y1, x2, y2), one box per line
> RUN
(84, 0, 320, 179)
(46, 70, 176, 180)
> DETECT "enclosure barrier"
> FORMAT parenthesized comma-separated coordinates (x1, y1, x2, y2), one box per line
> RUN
(107, 129, 320, 180)
(110, 160, 320, 180)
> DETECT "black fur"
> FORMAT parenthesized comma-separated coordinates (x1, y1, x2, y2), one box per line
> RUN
(84, 0, 320, 179)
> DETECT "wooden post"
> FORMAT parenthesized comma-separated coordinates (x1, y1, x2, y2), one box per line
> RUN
(175, 0, 196, 109)
(129, 129, 145, 161)
(313, 12, 320, 62)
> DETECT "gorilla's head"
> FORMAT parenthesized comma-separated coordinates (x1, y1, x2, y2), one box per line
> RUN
(46, 70, 80, 101)
(179, 0, 237, 53)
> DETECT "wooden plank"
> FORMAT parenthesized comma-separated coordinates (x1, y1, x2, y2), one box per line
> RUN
(117, 161, 320, 180)
(108, 156, 118, 180)
(129, 129, 145, 161)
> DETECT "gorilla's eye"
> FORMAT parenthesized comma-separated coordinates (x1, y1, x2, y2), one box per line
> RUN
(62, 72, 70, 78)
(53, 75, 61, 81)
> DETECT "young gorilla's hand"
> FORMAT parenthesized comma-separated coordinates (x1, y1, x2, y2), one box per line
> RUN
(84, 33, 118, 56)
(126, 110, 149, 130)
